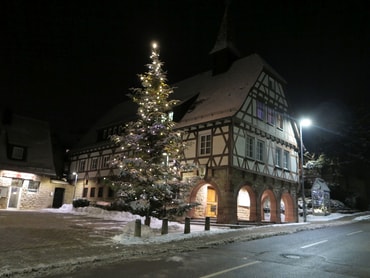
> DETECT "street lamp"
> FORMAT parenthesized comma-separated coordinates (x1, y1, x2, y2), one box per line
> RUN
(299, 118, 311, 222)
(72, 172, 78, 200)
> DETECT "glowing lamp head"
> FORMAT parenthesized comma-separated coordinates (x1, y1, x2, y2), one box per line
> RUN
(152, 42, 157, 49)
(300, 118, 312, 127)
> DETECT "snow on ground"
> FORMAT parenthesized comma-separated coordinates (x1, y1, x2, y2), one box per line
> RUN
(43, 204, 369, 246)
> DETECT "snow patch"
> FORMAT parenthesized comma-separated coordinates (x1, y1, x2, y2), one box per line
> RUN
(42, 204, 370, 246)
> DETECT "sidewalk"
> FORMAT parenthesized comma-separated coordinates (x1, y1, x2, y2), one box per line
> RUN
(0, 209, 368, 278)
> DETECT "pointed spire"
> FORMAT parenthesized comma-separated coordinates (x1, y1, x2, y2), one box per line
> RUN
(209, 0, 241, 75)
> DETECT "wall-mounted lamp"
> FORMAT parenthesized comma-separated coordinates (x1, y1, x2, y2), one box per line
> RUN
(198, 164, 207, 179)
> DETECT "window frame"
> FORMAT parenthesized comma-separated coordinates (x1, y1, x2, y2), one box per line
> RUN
(90, 187, 96, 198)
(7, 144, 27, 161)
(276, 113, 284, 130)
(199, 133, 212, 156)
(267, 107, 275, 125)
(256, 140, 265, 162)
(78, 160, 86, 172)
(246, 136, 255, 158)
(283, 150, 290, 170)
(26, 180, 40, 192)
(275, 147, 282, 168)
(256, 101, 265, 120)
(102, 155, 110, 169)
(90, 157, 98, 170)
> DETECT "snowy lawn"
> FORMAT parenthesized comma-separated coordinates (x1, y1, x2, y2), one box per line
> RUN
(43, 204, 369, 246)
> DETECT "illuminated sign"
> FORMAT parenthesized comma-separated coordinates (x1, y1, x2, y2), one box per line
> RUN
(0, 170, 37, 181)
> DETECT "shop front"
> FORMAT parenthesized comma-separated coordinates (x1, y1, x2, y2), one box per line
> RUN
(0, 170, 74, 210)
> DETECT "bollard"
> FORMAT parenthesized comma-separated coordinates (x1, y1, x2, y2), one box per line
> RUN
(184, 217, 191, 234)
(134, 219, 141, 237)
(161, 218, 168, 235)
(205, 216, 210, 231)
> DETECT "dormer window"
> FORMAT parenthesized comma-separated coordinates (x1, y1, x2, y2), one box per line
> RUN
(7, 144, 27, 161)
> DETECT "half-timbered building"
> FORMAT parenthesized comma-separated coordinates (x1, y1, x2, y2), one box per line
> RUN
(68, 8, 299, 223)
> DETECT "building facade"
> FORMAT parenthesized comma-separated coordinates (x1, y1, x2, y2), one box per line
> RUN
(0, 112, 74, 210)
(174, 54, 299, 223)
(68, 7, 300, 223)
(68, 54, 299, 223)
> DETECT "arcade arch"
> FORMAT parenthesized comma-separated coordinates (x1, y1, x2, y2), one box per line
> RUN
(189, 183, 219, 219)
(237, 185, 257, 221)
(281, 192, 295, 222)
(261, 189, 277, 222)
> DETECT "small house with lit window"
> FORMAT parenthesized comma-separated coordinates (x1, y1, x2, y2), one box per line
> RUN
(0, 111, 74, 210)
(68, 7, 299, 223)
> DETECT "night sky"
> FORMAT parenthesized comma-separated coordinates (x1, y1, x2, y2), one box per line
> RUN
(1, 0, 369, 148)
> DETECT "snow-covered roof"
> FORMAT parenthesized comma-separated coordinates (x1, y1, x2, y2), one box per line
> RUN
(74, 53, 285, 148)
(0, 113, 56, 176)
(311, 178, 330, 192)
(173, 53, 285, 128)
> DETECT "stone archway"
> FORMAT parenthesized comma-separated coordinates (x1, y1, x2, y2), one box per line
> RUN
(189, 183, 219, 219)
(281, 192, 295, 222)
(237, 185, 257, 221)
(261, 189, 277, 222)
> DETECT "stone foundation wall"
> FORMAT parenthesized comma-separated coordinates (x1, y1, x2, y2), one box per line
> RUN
(193, 166, 298, 224)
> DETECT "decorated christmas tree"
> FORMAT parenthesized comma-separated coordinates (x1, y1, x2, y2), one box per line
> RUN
(109, 42, 198, 226)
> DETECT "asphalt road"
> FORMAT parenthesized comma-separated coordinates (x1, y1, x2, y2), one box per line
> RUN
(51, 218, 370, 278)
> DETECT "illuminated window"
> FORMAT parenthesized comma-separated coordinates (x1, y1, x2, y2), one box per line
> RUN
(10, 178, 22, 187)
(199, 134, 211, 155)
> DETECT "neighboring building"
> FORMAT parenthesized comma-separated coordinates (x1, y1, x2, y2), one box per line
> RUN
(68, 7, 299, 223)
(0, 111, 74, 209)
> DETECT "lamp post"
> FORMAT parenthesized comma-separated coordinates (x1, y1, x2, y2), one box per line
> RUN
(72, 172, 78, 200)
(299, 118, 311, 222)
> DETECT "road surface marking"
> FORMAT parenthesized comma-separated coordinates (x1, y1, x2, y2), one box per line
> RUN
(300, 240, 328, 249)
(200, 261, 261, 278)
(346, 230, 363, 236)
